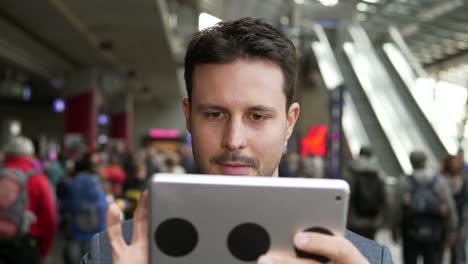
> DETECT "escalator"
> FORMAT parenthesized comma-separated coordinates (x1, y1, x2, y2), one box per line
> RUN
(336, 48, 403, 177)
(375, 43, 447, 161)
(312, 25, 403, 177)
(342, 24, 440, 174)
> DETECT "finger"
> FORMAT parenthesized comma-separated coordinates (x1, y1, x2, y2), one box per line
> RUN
(106, 203, 127, 251)
(258, 254, 321, 264)
(132, 190, 149, 241)
(294, 232, 365, 263)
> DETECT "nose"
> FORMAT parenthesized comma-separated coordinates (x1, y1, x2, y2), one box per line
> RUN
(222, 116, 247, 151)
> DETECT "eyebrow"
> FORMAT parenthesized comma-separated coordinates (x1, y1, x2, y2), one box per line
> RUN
(196, 104, 277, 114)
(195, 104, 228, 112)
(246, 105, 277, 114)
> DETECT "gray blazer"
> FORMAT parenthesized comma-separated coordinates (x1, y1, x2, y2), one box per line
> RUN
(81, 220, 394, 264)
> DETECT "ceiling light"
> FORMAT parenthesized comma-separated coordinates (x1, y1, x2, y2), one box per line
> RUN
(98, 114, 109, 126)
(295, 0, 304, 4)
(53, 99, 65, 113)
(356, 2, 369, 12)
(319, 0, 339, 7)
(362, 0, 380, 3)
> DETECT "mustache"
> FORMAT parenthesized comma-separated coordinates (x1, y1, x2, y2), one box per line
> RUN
(210, 152, 259, 168)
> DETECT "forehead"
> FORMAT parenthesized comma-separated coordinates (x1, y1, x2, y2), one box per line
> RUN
(191, 59, 286, 109)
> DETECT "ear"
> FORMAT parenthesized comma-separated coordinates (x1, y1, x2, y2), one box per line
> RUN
(182, 98, 191, 133)
(285, 102, 300, 141)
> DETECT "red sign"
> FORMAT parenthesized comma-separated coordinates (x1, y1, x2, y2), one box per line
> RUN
(300, 125, 327, 157)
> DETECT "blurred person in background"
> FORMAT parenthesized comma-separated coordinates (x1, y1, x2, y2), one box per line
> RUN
(104, 154, 127, 198)
(298, 154, 324, 178)
(164, 151, 185, 174)
(441, 154, 468, 264)
(287, 152, 301, 176)
(178, 145, 197, 173)
(0, 136, 57, 264)
(43, 155, 66, 195)
(144, 145, 162, 178)
(123, 163, 149, 218)
(346, 146, 386, 240)
(62, 152, 108, 264)
(114, 141, 135, 180)
(279, 152, 294, 177)
(393, 150, 457, 264)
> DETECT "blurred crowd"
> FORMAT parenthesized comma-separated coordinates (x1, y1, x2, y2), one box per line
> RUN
(0, 136, 196, 264)
(0, 135, 467, 264)
(345, 146, 468, 264)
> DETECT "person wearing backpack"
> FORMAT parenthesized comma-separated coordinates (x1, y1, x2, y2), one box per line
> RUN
(441, 153, 468, 264)
(393, 150, 458, 264)
(0, 136, 57, 264)
(346, 146, 387, 240)
(63, 152, 108, 264)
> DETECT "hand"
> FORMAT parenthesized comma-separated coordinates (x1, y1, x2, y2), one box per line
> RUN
(106, 191, 148, 264)
(257, 232, 369, 264)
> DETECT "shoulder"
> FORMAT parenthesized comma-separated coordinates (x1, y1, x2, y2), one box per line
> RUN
(345, 231, 394, 264)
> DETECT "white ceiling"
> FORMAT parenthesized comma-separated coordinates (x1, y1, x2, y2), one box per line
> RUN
(0, 0, 181, 100)
(0, 0, 378, 102)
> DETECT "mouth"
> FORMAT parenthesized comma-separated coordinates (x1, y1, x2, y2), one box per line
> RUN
(217, 162, 253, 175)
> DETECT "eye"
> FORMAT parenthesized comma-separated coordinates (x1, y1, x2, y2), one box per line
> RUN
(249, 113, 267, 121)
(205, 112, 224, 119)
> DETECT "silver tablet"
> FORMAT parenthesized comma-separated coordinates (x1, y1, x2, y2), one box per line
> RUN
(149, 174, 349, 263)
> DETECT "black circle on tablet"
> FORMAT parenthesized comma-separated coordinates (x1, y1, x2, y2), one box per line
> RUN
(227, 223, 271, 261)
(154, 218, 198, 257)
(295, 227, 333, 263)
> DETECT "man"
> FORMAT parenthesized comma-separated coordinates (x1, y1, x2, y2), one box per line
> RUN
(0, 136, 57, 264)
(392, 150, 457, 264)
(346, 146, 386, 240)
(63, 153, 108, 264)
(82, 17, 393, 264)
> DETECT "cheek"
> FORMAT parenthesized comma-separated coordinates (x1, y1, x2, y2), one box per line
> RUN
(250, 127, 286, 159)
(191, 122, 221, 157)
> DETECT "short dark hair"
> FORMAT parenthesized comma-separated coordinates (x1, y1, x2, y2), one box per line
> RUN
(184, 17, 297, 108)
(409, 150, 426, 170)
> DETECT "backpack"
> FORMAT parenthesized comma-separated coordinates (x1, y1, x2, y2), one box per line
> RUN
(404, 175, 445, 242)
(351, 169, 386, 218)
(69, 172, 106, 233)
(0, 168, 36, 240)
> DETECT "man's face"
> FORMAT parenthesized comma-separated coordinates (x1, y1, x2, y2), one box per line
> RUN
(183, 59, 300, 177)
